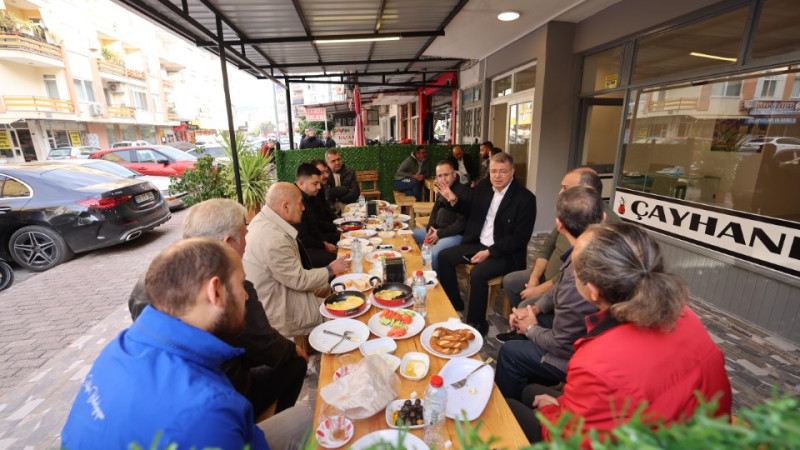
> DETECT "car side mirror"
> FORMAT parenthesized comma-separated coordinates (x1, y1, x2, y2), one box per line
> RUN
(157, 159, 170, 165)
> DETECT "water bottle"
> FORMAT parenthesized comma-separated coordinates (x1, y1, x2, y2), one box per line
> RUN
(423, 375, 447, 448)
(358, 194, 366, 212)
(352, 239, 363, 273)
(413, 270, 427, 317)
(385, 209, 394, 232)
(421, 239, 433, 269)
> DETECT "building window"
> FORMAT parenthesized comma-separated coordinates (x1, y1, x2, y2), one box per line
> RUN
(756, 77, 783, 98)
(493, 76, 512, 98)
(43, 75, 60, 99)
(73, 79, 96, 103)
(132, 90, 149, 111)
(367, 109, 379, 125)
(711, 81, 742, 97)
(582, 45, 624, 93)
(791, 77, 800, 98)
(153, 94, 162, 113)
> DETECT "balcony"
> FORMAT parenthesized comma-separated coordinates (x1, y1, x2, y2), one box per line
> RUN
(2, 96, 74, 113)
(0, 35, 64, 68)
(97, 58, 126, 78)
(126, 68, 146, 81)
(648, 97, 699, 112)
(162, 79, 175, 90)
(107, 106, 135, 118)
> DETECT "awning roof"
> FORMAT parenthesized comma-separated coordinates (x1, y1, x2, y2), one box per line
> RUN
(113, 0, 468, 94)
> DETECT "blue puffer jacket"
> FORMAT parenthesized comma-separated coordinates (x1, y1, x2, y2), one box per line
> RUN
(61, 306, 270, 450)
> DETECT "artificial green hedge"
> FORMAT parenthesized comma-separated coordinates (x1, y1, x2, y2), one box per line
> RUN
(275, 144, 480, 203)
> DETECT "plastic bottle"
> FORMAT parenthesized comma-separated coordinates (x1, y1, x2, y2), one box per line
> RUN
(413, 270, 427, 317)
(385, 209, 394, 232)
(423, 375, 447, 448)
(358, 194, 366, 211)
(351, 239, 363, 273)
(421, 239, 433, 269)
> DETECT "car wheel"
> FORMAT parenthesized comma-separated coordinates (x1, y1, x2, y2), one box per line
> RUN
(9, 225, 74, 271)
(0, 261, 12, 291)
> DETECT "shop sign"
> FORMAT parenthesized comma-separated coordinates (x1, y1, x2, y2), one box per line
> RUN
(745, 117, 796, 124)
(614, 188, 800, 278)
(604, 73, 619, 89)
(333, 126, 355, 146)
(69, 131, 82, 146)
(747, 100, 800, 116)
(305, 107, 327, 122)
(0, 131, 11, 150)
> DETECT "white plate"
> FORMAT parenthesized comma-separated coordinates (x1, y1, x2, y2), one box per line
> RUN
(419, 321, 484, 359)
(368, 309, 425, 339)
(439, 357, 494, 421)
(394, 214, 411, 222)
(369, 293, 414, 311)
(344, 229, 377, 239)
(350, 430, 429, 450)
(359, 337, 397, 356)
(369, 237, 383, 246)
(385, 399, 426, 429)
(330, 273, 376, 293)
(400, 352, 430, 381)
(337, 238, 370, 249)
(308, 319, 371, 355)
(405, 275, 439, 290)
(319, 296, 372, 320)
(364, 250, 403, 263)
(397, 229, 414, 235)
(315, 416, 354, 448)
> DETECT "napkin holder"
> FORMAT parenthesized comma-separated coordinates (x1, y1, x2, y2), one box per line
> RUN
(382, 257, 406, 283)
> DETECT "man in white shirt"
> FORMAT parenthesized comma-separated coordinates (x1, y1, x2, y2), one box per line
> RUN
(436, 153, 537, 336)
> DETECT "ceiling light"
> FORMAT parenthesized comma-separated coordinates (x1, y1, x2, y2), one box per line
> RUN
(315, 36, 401, 44)
(689, 52, 737, 63)
(497, 10, 520, 22)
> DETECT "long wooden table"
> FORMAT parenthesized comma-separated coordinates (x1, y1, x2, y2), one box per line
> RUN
(313, 232, 529, 449)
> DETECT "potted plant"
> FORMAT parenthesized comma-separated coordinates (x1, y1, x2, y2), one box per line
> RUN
(220, 132, 275, 220)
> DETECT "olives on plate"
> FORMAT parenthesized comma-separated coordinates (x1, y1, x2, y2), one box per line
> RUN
(396, 400, 424, 426)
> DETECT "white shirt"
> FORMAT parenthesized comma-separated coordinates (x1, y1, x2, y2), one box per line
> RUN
(456, 159, 469, 184)
(333, 172, 341, 186)
(479, 183, 511, 247)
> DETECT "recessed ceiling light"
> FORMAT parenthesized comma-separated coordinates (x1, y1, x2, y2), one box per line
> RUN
(497, 10, 520, 22)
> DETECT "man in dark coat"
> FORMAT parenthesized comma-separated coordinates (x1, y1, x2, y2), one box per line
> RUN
(437, 152, 537, 336)
(325, 148, 360, 215)
(299, 128, 323, 149)
(447, 146, 478, 186)
(294, 163, 337, 267)
(311, 158, 341, 243)
(321, 130, 336, 148)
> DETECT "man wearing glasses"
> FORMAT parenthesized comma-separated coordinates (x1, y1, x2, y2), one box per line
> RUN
(412, 159, 472, 271)
(437, 153, 537, 336)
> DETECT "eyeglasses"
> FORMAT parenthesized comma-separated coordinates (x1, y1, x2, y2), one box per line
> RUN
(490, 169, 512, 175)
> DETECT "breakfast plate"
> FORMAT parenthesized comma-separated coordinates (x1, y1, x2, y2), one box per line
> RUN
(309, 319, 371, 355)
(439, 357, 494, 421)
(367, 308, 425, 339)
(385, 399, 426, 429)
(364, 250, 403, 263)
(419, 321, 483, 359)
(344, 229, 377, 239)
(336, 238, 370, 249)
(319, 296, 372, 320)
(330, 273, 377, 292)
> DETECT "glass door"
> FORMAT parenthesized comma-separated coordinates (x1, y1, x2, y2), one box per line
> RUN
(577, 94, 624, 198)
(508, 101, 532, 187)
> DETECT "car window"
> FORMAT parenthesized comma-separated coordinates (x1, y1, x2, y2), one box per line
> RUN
(49, 148, 71, 157)
(41, 166, 121, 189)
(86, 161, 139, 178)
(79, 147, 97, 156)
(155, 146, 197, 161)
(776, 137, 800, 145)
(102, 150, 131, 162)
(2, 177, 31, 197)
(135, 149, 160, 163)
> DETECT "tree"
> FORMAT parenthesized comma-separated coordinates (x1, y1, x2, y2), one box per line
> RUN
(257, 121, 276, 136)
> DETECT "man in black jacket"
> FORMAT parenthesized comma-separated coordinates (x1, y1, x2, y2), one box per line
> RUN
(325, 148, 360, 215)
(413, 159, 471, 271)
(447, 146, 478, 186)
(311, 158, 341, 243)
(437, 153, 537, 336)
(321, 130, 336, 148)
(299, 128, 323, 149)
(295, 163, 337, 267)
(127, 198, 307, 418)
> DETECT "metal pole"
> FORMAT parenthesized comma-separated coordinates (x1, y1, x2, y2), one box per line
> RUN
(217, 16, 243, 204)
(271, 81, 280, 142)
(285, 79, 294, 149)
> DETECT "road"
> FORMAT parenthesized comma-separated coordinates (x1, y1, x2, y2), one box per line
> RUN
(0, 209, 185, 397)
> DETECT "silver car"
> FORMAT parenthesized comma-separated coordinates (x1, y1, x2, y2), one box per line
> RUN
(47, 146, 100, 160)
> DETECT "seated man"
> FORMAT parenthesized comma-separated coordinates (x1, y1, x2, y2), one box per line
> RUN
(325, 148, 360, 215)
(497, 167, 619, 342)
(394, 146, 429, 200)
(474, 141, 495, 186)
(63, 238, 311, 449)
(437, 153, 537, 336)
(447, 146, 478, 186)
(494, 186, 603, 401)
(295, 163, 337, 267)
(311, 158, 341, 244)
(412, 159, 471, 271)
(243, 182, 349, 338)
(128, 199, 308, 419)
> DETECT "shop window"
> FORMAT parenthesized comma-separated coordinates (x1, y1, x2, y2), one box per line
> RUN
(582, 46, 624, 93)
(493, 76, 512, 98)
(619, 69, 800, 224)
(474, 107, 482, 137)
(751, 0, 800, 60)
(73, 79, 96, 103)
(633, 7, 748, 82)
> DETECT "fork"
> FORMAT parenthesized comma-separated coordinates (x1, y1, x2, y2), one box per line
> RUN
(327, 331, 352, 354)
(450, 357, 494, 389)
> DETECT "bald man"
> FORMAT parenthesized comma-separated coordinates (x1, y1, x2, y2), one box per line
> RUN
(243, 182, 349, 338)
(447, 146, 477, 186)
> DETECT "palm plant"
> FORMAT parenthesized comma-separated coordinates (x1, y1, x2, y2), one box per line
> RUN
(219, 132, 275, 217)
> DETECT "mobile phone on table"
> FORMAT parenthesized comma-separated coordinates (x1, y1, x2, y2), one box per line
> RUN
(376, 244, 394, 250)
(463, 253, 476, 262)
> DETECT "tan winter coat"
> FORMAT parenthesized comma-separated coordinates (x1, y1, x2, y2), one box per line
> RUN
(243, 206, 329, 338)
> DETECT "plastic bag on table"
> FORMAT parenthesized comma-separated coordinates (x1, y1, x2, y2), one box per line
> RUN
(320, 355, 399, 419)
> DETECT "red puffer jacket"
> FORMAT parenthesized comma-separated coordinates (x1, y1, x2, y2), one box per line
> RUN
(539, 306, 732, 442)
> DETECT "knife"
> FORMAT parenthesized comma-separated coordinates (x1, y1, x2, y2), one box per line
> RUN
(323, 329, 362, 342)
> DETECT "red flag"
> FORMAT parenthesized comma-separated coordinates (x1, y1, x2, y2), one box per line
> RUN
(353, 85, 365, 146)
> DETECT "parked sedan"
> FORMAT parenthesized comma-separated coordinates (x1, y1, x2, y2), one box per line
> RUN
(47, 159, 186, 210)
(740, 136, 800, 155)
(47, 146, 100, 160)
(90, 145, 197, 177)
(0, 163, 171, 271)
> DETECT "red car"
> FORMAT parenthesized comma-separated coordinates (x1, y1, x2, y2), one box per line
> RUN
(90, 145, 197, 177)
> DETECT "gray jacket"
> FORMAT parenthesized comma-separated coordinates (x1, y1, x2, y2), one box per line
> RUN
(394, 153, 429, 180)
(526, 253, 599, 372)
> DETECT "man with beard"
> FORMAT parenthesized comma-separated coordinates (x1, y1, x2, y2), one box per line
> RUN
(295, 163, 337, 267)
(63, 239, 311, 449)
(474, 141, 495, 186)
(325, 148, 360, 215)
(311, 158, 340, 243)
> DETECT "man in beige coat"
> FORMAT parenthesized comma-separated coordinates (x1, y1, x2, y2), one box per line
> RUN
(244, 182, 349, 338)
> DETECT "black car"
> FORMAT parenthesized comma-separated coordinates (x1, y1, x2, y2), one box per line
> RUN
(0, 162, 171, 271)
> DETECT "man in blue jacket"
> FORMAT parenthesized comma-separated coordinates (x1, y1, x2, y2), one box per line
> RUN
(62, 238, 305, 449)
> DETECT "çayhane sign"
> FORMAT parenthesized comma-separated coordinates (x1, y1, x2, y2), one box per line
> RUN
(614, 188, 800, 278)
